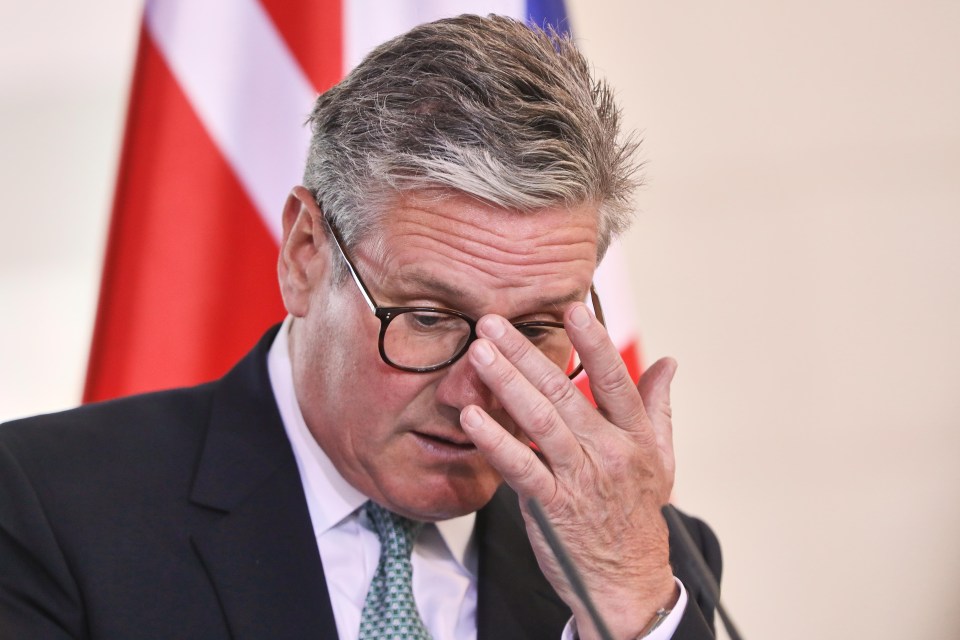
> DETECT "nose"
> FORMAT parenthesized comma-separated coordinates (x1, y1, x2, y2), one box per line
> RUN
(433, 349, 501, 415)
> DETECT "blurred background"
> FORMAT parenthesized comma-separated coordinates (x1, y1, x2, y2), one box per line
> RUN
(1, 1, 958, 638)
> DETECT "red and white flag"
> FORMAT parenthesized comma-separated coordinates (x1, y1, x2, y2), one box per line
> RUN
(84, 0, 641, 403)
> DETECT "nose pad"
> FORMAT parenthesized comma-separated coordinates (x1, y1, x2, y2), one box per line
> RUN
(434, 352, 500, 415)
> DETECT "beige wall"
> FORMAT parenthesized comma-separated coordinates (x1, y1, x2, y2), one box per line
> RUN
(2, 2, 959, 638)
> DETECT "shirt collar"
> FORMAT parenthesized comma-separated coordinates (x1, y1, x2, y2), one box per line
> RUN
(267, 316, 476, 572)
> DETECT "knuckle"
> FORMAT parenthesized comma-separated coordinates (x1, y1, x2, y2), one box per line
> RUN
(526, 396, 559, 436)
(488, 357, 523, 389)
(593, 358, 633, 394)
(513, 450, 540, 479)
(657, 403, 673, 421)
(499, 328, 536, 360)
(621, 403, 649, 430)
(486, 423, 510, 450)
(536, 369, 579, 408)
(602, 445, 651, 482)
(602, 451, 633, 478)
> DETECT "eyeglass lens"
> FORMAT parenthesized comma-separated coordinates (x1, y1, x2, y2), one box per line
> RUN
(382, 310, 581, 375)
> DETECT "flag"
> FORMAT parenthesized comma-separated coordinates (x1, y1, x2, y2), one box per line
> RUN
(84, 0, 642, 403)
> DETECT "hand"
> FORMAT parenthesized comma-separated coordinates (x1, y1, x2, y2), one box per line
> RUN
(459, 303, 678, 640)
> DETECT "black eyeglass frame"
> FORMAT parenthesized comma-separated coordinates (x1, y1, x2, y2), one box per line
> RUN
(322, 215, 605, 378)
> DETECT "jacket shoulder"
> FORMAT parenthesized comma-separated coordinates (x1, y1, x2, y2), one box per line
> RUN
(0, 383, 217, 475)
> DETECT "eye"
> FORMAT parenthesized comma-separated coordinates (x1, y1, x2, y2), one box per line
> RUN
(412, 313, 440, 328)
(515, 324, 558, 342)
(401, 311, 465, 334)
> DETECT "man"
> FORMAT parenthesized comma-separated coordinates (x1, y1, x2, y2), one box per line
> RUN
(0, 15, 721, 640)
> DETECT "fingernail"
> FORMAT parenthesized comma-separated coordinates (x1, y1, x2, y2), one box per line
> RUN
(570, 304, 592, 328)
(473, 340, 496, 365)
(479, 315, 506, 339)
(462, 406, 483, 429)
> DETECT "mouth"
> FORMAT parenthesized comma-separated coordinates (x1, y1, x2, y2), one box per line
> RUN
(411, 430, 478, 453)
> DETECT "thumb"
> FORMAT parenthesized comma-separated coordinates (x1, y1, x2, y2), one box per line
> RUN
(637, 357, 677, 427)
(637, 357, 677, 490)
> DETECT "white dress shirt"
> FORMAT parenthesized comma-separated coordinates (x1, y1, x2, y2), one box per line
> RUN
(267, 318, 686, 639)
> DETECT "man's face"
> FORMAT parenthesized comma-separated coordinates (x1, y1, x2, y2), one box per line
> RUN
(281, 189, 599, 521)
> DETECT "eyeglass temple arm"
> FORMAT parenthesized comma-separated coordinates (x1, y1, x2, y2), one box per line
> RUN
(589, 284, 605, 326)
(321, 214, 378, 314)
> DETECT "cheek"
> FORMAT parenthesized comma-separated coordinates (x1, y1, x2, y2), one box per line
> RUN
(297, 297, 442, 434)
(337, 350, 439, 424)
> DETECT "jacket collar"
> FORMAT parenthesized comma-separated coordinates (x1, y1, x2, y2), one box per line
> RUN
(188, 326, 338, 639)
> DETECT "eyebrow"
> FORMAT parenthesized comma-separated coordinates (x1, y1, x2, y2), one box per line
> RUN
(396, 272, 587, 313)
(536, 288, 589, 308)
(399, 272, 469, 301)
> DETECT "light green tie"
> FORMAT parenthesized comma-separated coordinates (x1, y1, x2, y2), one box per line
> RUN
(358, 501, 432, 640)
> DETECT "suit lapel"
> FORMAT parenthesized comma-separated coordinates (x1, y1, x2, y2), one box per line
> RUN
(475, 486, 570, 640)
(188, 328, 338, 639)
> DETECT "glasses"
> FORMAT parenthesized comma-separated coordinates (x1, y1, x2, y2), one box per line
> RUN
(324, 216, 604, 379)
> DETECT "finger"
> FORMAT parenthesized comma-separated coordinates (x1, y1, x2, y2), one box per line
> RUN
(565, 303, 649, 434)
(474, 315, 596, 429)
(637, 357, 677, 439)
(636, 357, 678, 477)
(460, 404, 556, 499)
(466, 328, 584, 473)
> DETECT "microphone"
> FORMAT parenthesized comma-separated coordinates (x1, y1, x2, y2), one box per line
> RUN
(527, 498, 745, 640)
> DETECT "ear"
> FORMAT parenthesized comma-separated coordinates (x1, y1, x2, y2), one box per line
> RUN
(278, 186, 329, 317)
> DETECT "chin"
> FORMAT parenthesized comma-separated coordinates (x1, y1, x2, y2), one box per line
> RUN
(382, 470, 503, 522)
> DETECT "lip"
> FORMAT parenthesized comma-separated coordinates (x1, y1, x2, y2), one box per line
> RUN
(410, 431, 479, 459)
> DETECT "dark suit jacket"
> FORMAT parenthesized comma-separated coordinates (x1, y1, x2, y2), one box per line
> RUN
(0, 328, 722, 639)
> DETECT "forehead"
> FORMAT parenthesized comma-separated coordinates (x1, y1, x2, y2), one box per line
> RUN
(361, 191, 599, 308)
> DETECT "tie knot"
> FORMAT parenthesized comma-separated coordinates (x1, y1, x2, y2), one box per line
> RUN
(364, 501, 424, 559)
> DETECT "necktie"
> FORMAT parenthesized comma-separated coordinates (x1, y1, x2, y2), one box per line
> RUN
(358, 501, 432, 640)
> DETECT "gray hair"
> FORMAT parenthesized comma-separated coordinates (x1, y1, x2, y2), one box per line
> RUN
(303, 14, 641, 264)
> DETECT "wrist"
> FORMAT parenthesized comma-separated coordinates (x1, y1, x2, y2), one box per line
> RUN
(575, 577, 679, 640)
(635, 580, 679, 638)
(636, 606, 672, 638)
